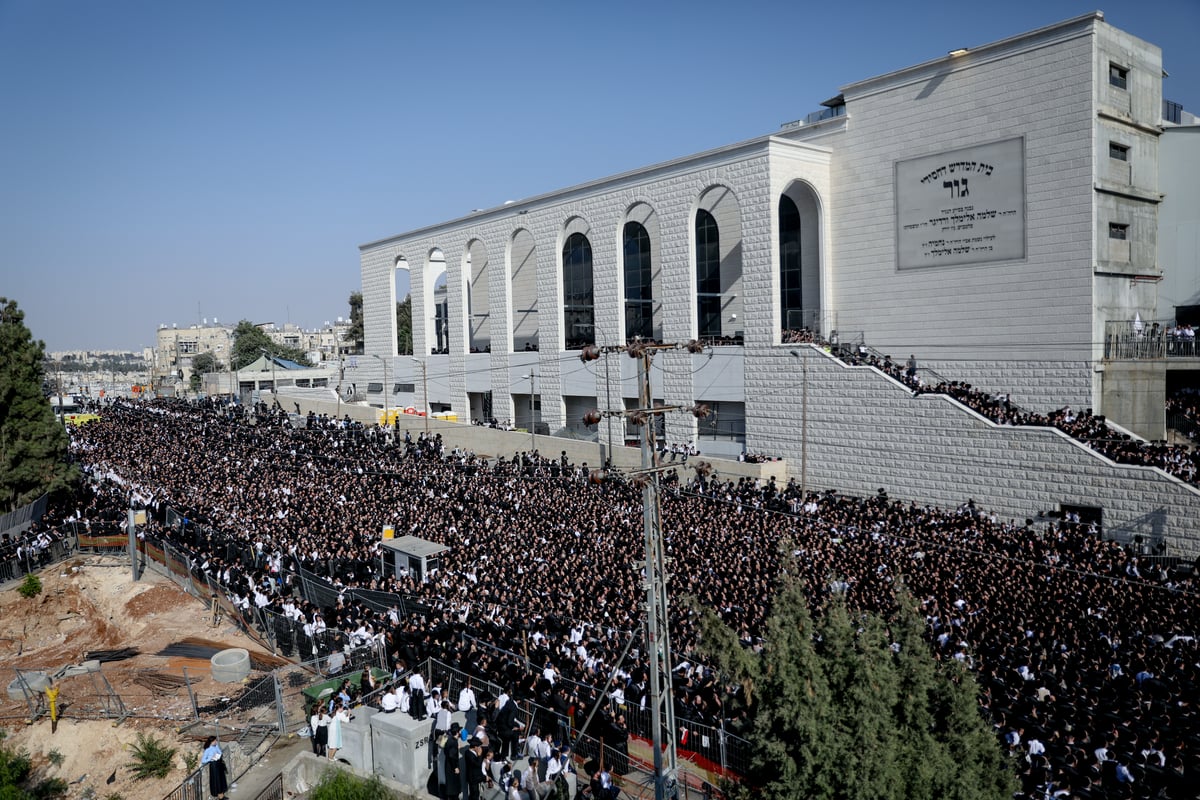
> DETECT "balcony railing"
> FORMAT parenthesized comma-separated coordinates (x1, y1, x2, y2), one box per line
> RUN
(1104, 319, 1198, 360)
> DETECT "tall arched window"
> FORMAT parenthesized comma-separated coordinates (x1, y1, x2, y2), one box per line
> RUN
(695, 210, 721, 338)
(563, 232, 595, 349)
(624, 222, 653, 341)
(779, 196, 803, 331)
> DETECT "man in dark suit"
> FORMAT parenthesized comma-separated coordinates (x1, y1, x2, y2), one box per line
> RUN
(492, 692, 521, 760)
(464, 737, 486, 800)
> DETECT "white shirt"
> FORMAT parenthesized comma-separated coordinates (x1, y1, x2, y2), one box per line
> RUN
(525, 734, 542, 758)
(458, 687, 477, 711)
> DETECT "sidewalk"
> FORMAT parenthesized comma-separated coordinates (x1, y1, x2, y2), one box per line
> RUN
(229, 734, 308, 798)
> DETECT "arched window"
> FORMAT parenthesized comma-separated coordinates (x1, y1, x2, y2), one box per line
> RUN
(695, 210, 721, 338)
(624, 222, 653, 341)
(779, 196, 803, 330)
(563, 232, 595, 349)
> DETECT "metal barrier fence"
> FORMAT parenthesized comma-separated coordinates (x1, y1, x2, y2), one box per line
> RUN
(458, 634, 752, 779)
(162, 764, 205, 800)
(0, 536, 74, 584)
(426, 659, 725, 800)
(161, 743, 245, 800)
(0, 493, 48, 537)
(253, 773, 284, 800)
(138, 506, 749, 783)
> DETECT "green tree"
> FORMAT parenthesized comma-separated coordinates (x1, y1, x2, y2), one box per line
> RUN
(397, 296, 412, 355)
(188, 352, 224, 394)
(229, 321, 311, 370)
(817, 598, 902, 800)
(0, 731, 68, 798)
(693, 565, 1015, 800)
(310, 768, 396, 800)
(0, 298, 79, 512)
(346, 292, 365, 355)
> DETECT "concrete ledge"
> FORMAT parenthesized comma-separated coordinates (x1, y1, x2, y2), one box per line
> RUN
(283, 751, 422, 799)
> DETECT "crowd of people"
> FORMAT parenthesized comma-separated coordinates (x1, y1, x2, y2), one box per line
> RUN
(59, 397, 1198, 799)
(1165, 388, 1200, 447)
(836, 348, 1200, 487)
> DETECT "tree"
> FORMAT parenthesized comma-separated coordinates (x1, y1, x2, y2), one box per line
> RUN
(189, 352, 223, 394)
(397, 296, 412, 355)
(229, 320, 312, 370)
(310, 768, 396, 799)
(346, 292, 365, 355)
(0, 297, 79, 512)
(692, 561, 1015, 800)
(0, 729, 66, 800)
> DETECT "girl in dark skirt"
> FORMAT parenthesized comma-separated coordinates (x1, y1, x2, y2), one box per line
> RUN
(201, 736, 228, 800)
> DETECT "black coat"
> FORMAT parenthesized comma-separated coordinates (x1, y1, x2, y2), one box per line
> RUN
(443, 738, 462, 796)
(464, 747, 484, 786)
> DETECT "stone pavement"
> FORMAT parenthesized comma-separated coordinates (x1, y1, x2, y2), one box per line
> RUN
(228, 734, 308, 798)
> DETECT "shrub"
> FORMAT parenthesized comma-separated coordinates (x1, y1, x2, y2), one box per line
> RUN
(18, 574, 42, 599)
(125, 733, 175, 780)
(31, 776, 68, 798)
(311, 767, 397, 800)
(0, 740, 32, 788)
(182, 749, 199, 774)
(46, 748, 64, 767)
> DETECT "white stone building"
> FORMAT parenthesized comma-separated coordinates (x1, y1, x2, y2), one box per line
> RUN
(360, 13, 1200, 554)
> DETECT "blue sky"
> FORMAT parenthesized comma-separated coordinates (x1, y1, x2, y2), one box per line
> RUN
(2, 0, 1197, 353)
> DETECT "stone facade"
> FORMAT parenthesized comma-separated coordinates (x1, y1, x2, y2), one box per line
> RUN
(359, 13, 1198, 553)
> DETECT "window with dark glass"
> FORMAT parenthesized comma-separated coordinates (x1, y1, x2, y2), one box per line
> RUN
(1109, 142, 1130, 161)
(696, 210, 722, 339)
(1109, 63, 1128, 90)
(1109, 223, 1129, 240)
(563, 232, 595, 349)
(779, 196, 804, 331)
(435, 298, 449, 353)
(624, 222, 654, 341)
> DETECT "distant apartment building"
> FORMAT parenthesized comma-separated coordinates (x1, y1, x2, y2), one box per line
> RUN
(153, 319, 352, 389)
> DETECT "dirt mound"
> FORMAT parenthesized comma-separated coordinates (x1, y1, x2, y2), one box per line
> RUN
(1, 557, 282, 799)
(124, 582, 198, 620)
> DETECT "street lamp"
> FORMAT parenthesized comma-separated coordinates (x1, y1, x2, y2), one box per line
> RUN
(411, 357, 429, 436)
(225, 329, 235, 402)
(370, 354, 390, 430)
(790, 349, 808, 499)
(521, 371, 536, 453)
(260, 348, 279, 407)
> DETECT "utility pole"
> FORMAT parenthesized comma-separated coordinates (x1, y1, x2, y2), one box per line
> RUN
(370, 354, 390, 429)
(336, 352, 344, 421)
(635, 348, 679, 800)
(581, 340, 708, 800)
(790, 349, 809, 498)
(412, 357, 430, 436)
(526, 370, 537, 453)
(604, 348, 614, 463)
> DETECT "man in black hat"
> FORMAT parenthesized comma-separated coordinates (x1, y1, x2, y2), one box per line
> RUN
(464, 736, 486, 800)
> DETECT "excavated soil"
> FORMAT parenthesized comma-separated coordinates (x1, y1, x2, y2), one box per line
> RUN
(1, 557, 279, 800)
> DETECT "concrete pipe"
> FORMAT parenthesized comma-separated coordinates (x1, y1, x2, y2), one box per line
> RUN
(7, 672, 49, 701)
(210, 648, 251, 683)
